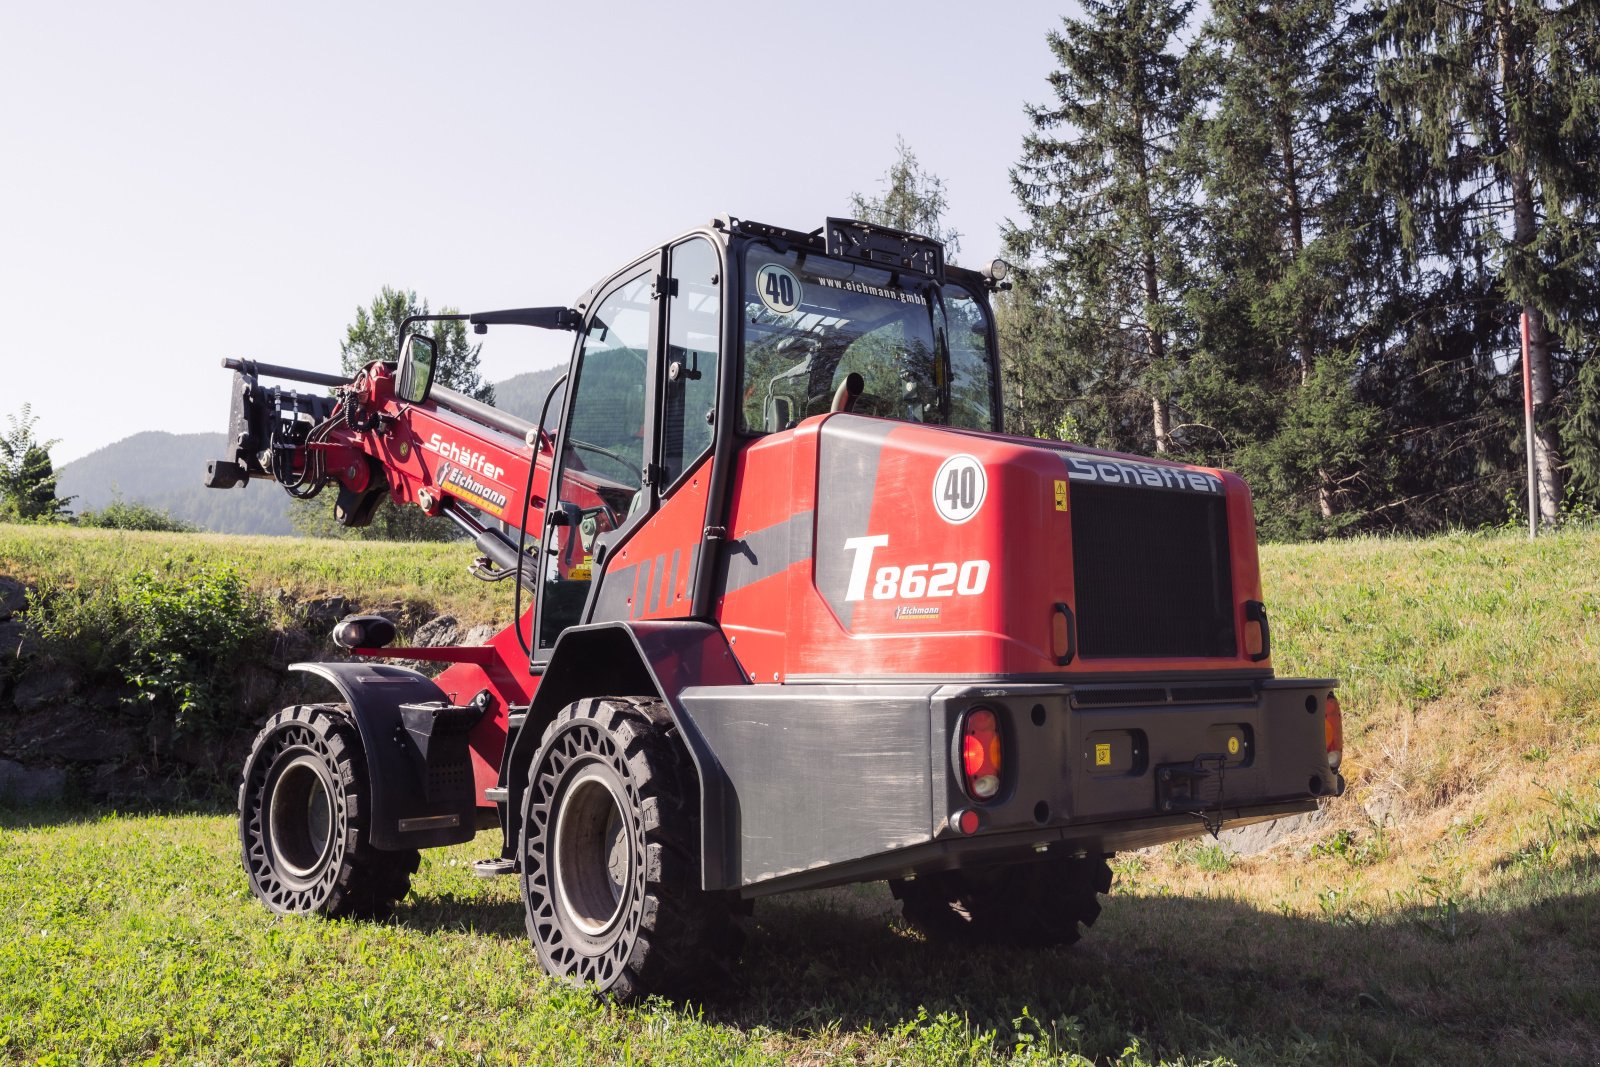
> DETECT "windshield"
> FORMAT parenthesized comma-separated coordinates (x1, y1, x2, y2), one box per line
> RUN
(738, 244, 996, 434)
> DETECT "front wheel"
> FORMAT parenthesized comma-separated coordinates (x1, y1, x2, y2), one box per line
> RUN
(239, 704, 420, 919)
(891, 852, 1113, 947)
(519, 697, 740, 999)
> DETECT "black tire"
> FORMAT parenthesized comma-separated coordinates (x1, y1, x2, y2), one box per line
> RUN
(239, 704, 421, 919)
(519, 697, 740, 999)
(891, 852, 1114, 947)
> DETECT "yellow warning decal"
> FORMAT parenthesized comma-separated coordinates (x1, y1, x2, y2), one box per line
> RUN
(1227, 735, 1240, 756)
(1054, 479, 1069, 512)
(570, 554, 593, 582)
(1094, 742, 1111, 767)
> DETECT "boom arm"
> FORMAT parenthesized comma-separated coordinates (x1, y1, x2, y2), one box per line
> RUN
(206, 356, 558, 584)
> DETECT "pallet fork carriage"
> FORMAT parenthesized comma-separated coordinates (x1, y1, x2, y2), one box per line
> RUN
(208, 215, 1344, 997)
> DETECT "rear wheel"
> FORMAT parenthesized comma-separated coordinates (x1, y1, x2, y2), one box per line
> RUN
(519, 697, 740, 999)
(239, 704, 420, 918)
(891, 852, 1113, 947)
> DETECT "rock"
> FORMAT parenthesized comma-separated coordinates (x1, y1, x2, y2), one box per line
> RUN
(271, 627, 317, 664)
(1217, 809, 1326, 857)
(12, 670, 79, 712)
(0, 759, 66, 804)
(84, 766, 190, 806)
(412, 615, 460, 647)
(299, 596, 353, 636)
(462, 624, 499, 646)
(0, 619, 33, 662)
(11, 707, 140, 763)
(0, 577, 27, 620)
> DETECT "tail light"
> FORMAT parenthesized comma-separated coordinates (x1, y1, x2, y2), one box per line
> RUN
(1324, 693, 1343, 771)
(960, 707, 1003, 800)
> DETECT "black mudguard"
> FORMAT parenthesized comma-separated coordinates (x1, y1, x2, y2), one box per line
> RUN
(291, 661, 479, 851)
(499, 621, 749, 886)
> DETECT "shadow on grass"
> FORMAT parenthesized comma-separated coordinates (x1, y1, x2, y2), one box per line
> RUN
(387, 855, 1599, 1066)
(393, 896, 528, 939)
(707, 868, 1600, 1066)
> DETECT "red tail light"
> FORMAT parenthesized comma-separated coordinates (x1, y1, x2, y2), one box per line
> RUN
(960, 707, 1003, 800)
(1325, 693, 1343, 771)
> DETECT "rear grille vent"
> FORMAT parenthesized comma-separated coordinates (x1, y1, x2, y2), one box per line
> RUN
(1074, 687, 1168, 707)
(1170, 684, 1256, 703)
(1069, 482, 1237, 658)
(1071, 684, 1259, 708)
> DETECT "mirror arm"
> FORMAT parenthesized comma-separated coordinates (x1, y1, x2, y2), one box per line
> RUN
(469, 307, 583, 332)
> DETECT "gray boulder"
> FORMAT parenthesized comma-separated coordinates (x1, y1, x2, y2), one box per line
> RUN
(12, 670, 79, 712)
(0, 759, 66, 805)
(0, 577, 26, 620)
(412, 615, 461, 647)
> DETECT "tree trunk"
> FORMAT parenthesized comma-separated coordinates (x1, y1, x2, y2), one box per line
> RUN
(1152, 394, 1172, 454)
(1498, 3, 1563, 525)
(1278, 101, 1333, 518)
(1133, 102, 1170, 454)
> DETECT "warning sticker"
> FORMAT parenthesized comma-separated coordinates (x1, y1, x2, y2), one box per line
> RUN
(1094, 743, 1112, 767)
(756, 263, 802, 315)
(1054, 479, 1069, 512)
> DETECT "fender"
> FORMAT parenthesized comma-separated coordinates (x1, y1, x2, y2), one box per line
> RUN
(500, 621, 748, 888)
(291, 661, 479, 851)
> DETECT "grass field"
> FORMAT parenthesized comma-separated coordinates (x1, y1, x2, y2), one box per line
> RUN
(3, 524, 1599, 1064)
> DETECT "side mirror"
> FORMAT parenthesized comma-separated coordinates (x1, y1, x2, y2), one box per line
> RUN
(397, 333, 438, 404)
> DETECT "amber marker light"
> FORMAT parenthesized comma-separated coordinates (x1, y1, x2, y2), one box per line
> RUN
(1325, 693, 1343, 772)
(960, 708, 1003, 800)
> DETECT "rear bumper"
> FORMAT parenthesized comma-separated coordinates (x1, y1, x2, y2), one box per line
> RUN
(675, 676, 1342, 895)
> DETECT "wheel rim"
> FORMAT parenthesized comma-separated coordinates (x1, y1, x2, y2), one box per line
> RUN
(266, 752, 337, 885)
(553, 765, 632, 937)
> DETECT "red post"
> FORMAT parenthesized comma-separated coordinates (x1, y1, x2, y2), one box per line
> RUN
(1523, 309, 1537, 539)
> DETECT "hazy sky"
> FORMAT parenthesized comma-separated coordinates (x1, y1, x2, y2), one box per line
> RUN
(1, 1, 1073, 463)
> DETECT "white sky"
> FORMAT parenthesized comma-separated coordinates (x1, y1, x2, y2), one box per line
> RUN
(1, 1, 1073, 463)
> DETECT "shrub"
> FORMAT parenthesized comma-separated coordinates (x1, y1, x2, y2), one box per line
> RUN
(75, 498, 197, 532)
(27, 560, 270, 735)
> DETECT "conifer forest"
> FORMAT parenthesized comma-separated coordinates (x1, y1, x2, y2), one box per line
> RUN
(999, 0, 1599, 540)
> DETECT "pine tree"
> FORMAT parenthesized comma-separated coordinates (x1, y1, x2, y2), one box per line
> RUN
(1006, 0, 1197, 456)
(1178, 0, 1387, 534)
(340, 285, 494, 404)
(1375, 0, 1600, 526)
(0, 405, 72, 522)
(848, 137, 962, 257)
(293, 286, 495, 540)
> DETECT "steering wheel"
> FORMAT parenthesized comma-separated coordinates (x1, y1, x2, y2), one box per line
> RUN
(569, 438, 636, 482)
(849, 392, 896, 417)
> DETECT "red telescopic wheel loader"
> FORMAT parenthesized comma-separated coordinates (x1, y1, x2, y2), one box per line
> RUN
(206, 216, 1343, 998)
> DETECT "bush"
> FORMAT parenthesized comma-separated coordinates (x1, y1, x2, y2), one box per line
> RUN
(75, 499, 197, 532)
(27, 560, 270, 735)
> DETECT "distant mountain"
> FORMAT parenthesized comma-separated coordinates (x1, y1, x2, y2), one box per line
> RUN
(491, 366, 565, 427)
(56, 432, 297, 535)
(55, 368, 568, 536)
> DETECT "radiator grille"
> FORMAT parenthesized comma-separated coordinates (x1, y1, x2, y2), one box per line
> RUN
(1070, 482, 1236, 658)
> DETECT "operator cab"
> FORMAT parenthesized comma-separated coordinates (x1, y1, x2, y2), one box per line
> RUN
(740, 241, 1000, 435)
(535, 216, 1005, 656)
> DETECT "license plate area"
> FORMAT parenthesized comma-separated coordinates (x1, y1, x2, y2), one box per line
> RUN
(1156, 755, 1228, 813)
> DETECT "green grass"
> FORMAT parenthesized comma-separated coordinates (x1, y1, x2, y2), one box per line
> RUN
(0, 524, 506, 631)
(0, 807, 1593, 1066)
(3, 525, 1600, 1064)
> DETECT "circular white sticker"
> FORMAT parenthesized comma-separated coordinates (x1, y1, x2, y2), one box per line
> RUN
(933, 454, 987, 525)
(755, 263, 802, 315)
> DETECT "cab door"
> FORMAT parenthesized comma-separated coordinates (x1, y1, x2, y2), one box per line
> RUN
(535, 264, 661, 656)
(533, 236, 725, 657)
